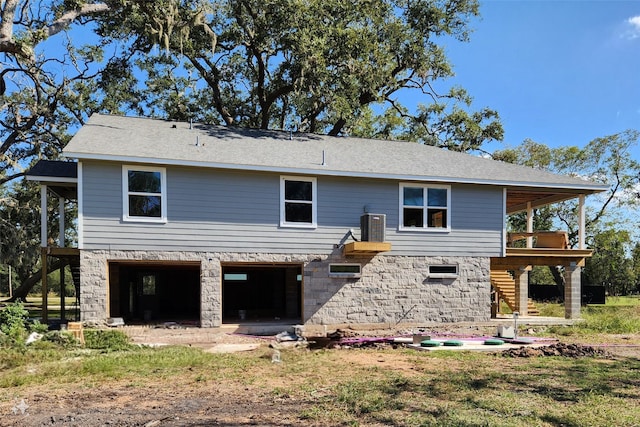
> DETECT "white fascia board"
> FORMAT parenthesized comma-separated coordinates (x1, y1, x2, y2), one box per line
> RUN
(25, 176, 78, 183)
(63, 151, 610, 193)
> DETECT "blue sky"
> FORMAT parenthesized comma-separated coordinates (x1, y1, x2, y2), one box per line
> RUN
(436, 0, 640, 153)
(45, 1, 638, 156)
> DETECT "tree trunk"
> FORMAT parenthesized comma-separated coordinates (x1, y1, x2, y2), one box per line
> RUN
(549, 265, 565, 302)
(3, 258, 67, 302)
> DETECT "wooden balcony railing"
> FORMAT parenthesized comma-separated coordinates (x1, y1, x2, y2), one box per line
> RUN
(507, 231, 569, 249)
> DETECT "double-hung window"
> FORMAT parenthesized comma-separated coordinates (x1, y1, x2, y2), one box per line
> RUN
(399, 183, 450, 231)
(280, 176, 317, 228)
(123, 165, 167, 222)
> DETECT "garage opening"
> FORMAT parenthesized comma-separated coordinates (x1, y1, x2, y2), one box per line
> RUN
(108, 261, 200, 324)
(222, 264, 302, 323)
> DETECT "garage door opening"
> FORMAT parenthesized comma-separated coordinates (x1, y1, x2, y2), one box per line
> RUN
(222, 264, 302, 323)
(108, 262, 200, 324)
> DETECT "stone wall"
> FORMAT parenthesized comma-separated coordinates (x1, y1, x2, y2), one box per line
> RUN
(304, 254, 491, 325)
(80, 250, 491, 327)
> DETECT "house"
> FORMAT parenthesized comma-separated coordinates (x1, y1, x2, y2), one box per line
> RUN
(28, 114, 608, 328)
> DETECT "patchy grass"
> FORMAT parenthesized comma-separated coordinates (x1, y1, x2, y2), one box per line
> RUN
(535, 301, 640, 336)
(84, 329, 134, 351)
(2, 302, 640, 425)
(536, 301, 565, 317)
(605, 295, 640, 306)
(0, 342, 639, 426)
(578, 305, 640, 333)
(549, 305, 640, 336)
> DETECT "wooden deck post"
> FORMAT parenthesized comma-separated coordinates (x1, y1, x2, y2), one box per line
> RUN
(41, 247, 48, 323)
(60, 264, 66, 321)
(59, 196, 66, 321)
(564, 263, 582, 319)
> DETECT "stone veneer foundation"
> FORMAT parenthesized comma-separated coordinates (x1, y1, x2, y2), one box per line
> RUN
(81, 250, 491, 327)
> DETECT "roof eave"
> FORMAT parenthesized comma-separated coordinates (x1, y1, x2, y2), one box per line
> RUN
(25, 175, 78, 184)
(63, 151, 609, 193)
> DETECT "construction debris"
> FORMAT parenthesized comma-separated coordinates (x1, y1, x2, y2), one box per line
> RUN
(501, 342, 609, 358)
(270, 330, 308, 349)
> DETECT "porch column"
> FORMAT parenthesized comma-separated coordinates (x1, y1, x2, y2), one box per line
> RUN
(578, 195, 586, 250)
(40, 185, 48, 247)
(59, 197, 65, 247)
(526, 202, 533, 248)
(564, 263, 582, 319)
(514, 266, 530, 315)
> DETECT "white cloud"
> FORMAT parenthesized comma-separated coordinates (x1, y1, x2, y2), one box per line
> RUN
(623, 15, 640, 40)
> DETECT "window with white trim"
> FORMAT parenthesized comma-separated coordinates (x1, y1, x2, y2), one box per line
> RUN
(329, 264, 362, 278)
(123, 165, 167, 222)
(399, 183, 450, 230)
(428, 265, 458, 278)
(280, 176, 317, 227)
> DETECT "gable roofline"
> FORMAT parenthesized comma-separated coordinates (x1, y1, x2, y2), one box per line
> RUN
(62, 114, 609, 194)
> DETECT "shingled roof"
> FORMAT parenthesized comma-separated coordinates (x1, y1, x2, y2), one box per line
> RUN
(63, 114, 607, 194)
(27, 160, 77, 180)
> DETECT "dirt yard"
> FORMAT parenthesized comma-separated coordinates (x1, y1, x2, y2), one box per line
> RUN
(2, 324, 639, 427)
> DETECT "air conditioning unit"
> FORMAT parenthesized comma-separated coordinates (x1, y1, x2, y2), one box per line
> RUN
(361, 213, 386, 242)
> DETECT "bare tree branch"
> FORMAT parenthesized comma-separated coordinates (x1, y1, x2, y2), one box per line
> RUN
(0, 1, 110, 58)
(44, 3, 110, 39)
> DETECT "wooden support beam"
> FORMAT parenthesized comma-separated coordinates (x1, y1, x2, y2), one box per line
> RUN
(60, 264, 66, 321)
(344, 241, 392, 256)
(45, 247, 80, 256)
(491, 253, 590, 269)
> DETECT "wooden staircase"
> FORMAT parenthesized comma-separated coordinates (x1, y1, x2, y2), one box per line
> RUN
(490, 270, 539, 316)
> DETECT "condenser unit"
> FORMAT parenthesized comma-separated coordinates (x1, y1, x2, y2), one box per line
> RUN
(360, 213, 386, 242)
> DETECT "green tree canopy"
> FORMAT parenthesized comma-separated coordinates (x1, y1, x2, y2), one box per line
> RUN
(494, 130, 640, 247)
(0, 0, 503, 294)
(93, 0, 502, 149)
(583, 229, 636, 296)
(0, 0, 117, 185)
(495, 131, 640, 296)
(0, 0, 504, 186)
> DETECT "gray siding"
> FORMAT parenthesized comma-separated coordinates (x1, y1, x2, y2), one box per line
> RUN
(81, 161, 503, 256)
